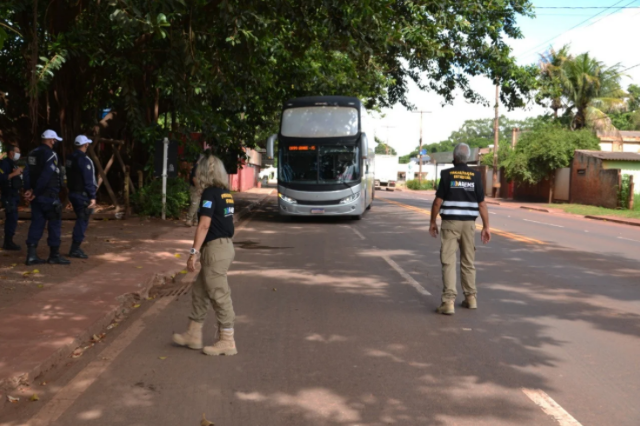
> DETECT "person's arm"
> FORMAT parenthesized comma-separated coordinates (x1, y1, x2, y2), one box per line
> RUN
(430, 197, 443, 238)
(33, 154, 56, 196)
(478, 201, 491, 244)
(0, 161, 8, 184)
(82, 157, 98, 208)
(187, 215, 211, 272)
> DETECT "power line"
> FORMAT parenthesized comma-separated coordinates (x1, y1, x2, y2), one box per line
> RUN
(536, 6, 640, 8)
(516, 0, 631, 60)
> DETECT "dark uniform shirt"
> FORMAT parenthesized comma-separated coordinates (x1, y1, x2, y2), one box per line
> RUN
(24, 144, 61, 201)
(0, 157, 22, 198)
(435, 163, 485, 221)
(199, 186, 235, 244)
(66, 150, 97, 199)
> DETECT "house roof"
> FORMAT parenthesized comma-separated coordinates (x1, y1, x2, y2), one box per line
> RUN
(575, 150, 640, 162)
(596, 131, 640, 142)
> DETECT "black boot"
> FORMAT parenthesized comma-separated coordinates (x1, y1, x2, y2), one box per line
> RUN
(48, 246, 71, 265)
(25, 244, 46, 266)
(2, 236, 21, 251)
(68, 242, 88, 259)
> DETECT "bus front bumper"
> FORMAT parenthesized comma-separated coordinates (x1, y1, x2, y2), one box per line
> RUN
(278, 198, 364, 216)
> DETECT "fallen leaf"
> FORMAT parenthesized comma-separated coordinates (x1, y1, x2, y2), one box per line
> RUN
(30, 394, 39, 402)
(179, 270, 187, 274)
(71, 347, 85, 358)
(7, 395, 19, 403)
(135, 266, 143, 269)
(201, 413, 214, 426)
(11, 263, 17, 267)
(462, 328, 472, 331)
(133, 304, 141, 308)
(22, 271, 31, 277)
(38, 284, 44, 288)
(106, 322, 119, 330)
(158, 356, 167, 360)
(273, 288, 277, 292)
(32, 269, 40, 274)
(174, 253, 181, 258)
(41, 382, 47, 386)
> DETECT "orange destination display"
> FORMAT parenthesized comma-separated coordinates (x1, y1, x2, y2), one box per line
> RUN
(288, 145, 316, 151)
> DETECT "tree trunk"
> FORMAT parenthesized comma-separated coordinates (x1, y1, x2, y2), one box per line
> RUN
(548, 172, 555, 204)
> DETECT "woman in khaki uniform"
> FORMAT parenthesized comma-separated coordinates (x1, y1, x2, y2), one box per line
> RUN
(173, 154, 238, 356)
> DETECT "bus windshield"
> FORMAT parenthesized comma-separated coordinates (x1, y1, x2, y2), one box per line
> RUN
(281, 107, 358, 138)
(279, 144, 361, 184)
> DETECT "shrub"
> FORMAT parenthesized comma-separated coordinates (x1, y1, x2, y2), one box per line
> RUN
(133, 177, 190, 218)
(406, 179, 435, 190)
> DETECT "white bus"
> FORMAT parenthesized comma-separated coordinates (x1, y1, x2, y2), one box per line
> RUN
(266, 96, 375, 219)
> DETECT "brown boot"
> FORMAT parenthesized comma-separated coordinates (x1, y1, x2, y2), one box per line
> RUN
(436, 300, 455, 315)
(172, 320, 203, 349)
(203, 328, 237, 356)
(461, 295, 477, 309)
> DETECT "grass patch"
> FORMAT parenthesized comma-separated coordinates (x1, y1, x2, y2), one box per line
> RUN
(548, 200, 640, 220)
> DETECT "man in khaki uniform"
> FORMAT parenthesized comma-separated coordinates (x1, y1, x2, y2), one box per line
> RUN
(430, 143, 491, 315)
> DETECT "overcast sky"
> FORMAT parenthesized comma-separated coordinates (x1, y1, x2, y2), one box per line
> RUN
(373, 1, 640, 156)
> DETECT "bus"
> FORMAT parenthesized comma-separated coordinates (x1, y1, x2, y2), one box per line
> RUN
(266, 96, 375, 219)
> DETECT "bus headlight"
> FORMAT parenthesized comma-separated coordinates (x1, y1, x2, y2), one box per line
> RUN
(279, 193, 297, 204)
(339, 192, 360, 204)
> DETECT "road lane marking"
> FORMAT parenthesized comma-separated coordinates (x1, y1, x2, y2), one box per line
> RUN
(381, 198, 545, 245)
(350, 227, 366, 240)
(522, 388, 583, 426)
(489, 212, 497, 215)
(523, 219, 564, 228)
(618, 236, 640, 243)
(381, 255, 431, 296)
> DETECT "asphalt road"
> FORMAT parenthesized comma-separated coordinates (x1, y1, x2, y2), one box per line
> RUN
(3, 191, 640, 426)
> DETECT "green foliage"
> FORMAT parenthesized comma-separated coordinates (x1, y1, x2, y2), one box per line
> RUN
(502, 122, 600, 185)
(406, 179, 435, 190)
(536, 45, 572, 117)
(627, 84, 640, 111)
(374, 136, 397, 156)
(618, 175, 632, 210)
(132, 177, 190, 219)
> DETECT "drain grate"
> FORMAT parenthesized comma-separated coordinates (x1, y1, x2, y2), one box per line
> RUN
(157, 281, 193, 298)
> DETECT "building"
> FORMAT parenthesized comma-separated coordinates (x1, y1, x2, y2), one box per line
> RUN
(597, 131, 640, 153)
(571, 150, 640, 209)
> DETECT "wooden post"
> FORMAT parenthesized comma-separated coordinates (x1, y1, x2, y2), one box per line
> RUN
(88, 143, 120, 209)
(138, 170, 144, 190)
(113, 147, 136, 194)
(96, 153, 115, 190)
(125, 165, 131, 214)
(629, 175, 635, 210)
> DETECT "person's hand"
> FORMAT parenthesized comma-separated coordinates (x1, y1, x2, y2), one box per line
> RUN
(481, 227, 491, 244)
(88, 199, 97, 209)
(10, 168, 23, 178)
(429, 222, 439, 238)
(24, 190, 35, 202)
(187, 255, 198, 273)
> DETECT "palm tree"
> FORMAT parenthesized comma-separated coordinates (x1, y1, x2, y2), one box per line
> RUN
(537, 45, 572, 118)
(562, 53, 626, 130)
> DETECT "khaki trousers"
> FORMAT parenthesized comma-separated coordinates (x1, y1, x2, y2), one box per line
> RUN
(186, 186, 201, 223)
(190, 238, 236, 328)
(440, 220, 477, 302)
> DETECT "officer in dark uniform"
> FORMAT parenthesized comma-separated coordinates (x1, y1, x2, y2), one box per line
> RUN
(430, 143, 491, 315)
(23, 129, 70, 265)
(65, 135, 97, 259)
(0, 144, 23, 250)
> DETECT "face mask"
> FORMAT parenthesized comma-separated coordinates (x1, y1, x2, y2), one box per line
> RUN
(13, 153, 20, 161)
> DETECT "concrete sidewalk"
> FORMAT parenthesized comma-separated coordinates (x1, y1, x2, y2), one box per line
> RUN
(0, 189, 273, 393)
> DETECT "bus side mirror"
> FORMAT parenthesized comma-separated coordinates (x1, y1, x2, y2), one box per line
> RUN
(266, 134, 277, 159)
(361, 134, 369, 159)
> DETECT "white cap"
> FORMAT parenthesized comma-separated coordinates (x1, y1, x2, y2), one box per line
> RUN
(74, 135, 93, 146)
(41, 129, 62, 141)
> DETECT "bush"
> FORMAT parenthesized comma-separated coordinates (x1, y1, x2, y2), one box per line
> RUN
(133, 177, 190, 218)
(406, 179, 435, 190)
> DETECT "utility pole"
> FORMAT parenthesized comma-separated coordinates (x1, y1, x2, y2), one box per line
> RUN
(492, 81, 500, 198)
(413, 111, 431, 184)
(381, 125, 395, 155)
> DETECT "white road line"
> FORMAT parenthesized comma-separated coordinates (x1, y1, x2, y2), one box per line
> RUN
(349, 226, 366, 240)
(522, 388, 583, 426)
(523, 219, 564, 228)
(489, 212, 497, 215)
(618, 236, 640, 243)
(382, 255, 431, 296)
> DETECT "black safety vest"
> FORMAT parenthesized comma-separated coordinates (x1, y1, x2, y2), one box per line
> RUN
(27, 146, 60, 194)
(436, 164, 485, 221)
(65, 152, 85, 193)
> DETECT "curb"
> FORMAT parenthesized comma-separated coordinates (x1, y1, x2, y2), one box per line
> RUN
(584, 215, 640, 228)
(0, 191, 274, 394)
(520, 206, 550, 213)
(485, 200, 501, 206)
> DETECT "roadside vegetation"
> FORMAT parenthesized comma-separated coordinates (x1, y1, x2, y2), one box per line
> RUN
(549, 202, 640, 220)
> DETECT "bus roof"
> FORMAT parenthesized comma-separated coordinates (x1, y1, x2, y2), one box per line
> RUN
(284, 96, 362, 109)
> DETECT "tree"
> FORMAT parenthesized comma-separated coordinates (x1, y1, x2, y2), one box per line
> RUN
(374, 136, 397, 156)
(536, 45, 572, 118)
(0, 0, 537, 184)
(502, 122, 600, 202)
(561, 53, 626, 130)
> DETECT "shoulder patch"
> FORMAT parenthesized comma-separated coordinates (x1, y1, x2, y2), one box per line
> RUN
(87, 164, 91, 170)
(202, 200, 212, 208)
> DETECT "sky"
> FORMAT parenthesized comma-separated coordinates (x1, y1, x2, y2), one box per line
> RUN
(373, 1, 640, 156)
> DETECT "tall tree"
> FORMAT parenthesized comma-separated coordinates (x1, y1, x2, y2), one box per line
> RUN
(536, 45, 572, 118)
(374, 136, 397, 156)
